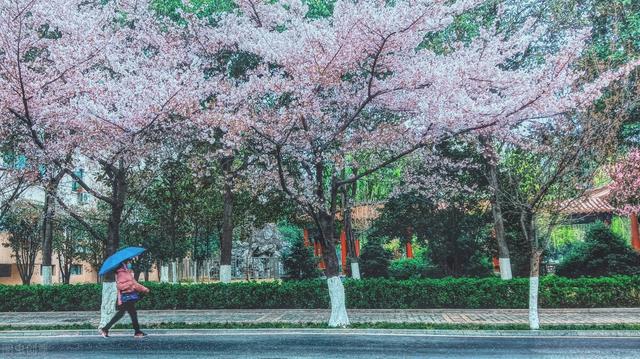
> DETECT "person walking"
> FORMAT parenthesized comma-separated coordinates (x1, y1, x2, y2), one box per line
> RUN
(99, 260, 150, 338)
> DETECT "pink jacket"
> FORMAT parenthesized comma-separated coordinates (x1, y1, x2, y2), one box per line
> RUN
(115, 264, 149, 305)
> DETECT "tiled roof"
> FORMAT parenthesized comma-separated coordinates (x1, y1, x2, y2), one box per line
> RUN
(559, 186, 615, 215)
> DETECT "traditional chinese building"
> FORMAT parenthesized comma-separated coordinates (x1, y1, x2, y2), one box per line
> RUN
(558, 186, 640, 250)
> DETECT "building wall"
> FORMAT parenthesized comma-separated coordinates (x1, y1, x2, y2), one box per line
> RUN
(0, 233, 159, 285)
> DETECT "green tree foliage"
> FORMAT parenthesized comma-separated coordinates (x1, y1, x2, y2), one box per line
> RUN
(388, 257, 443, 280)
(53, 214, 87, 284)
(371, 141, 493, 277)
(282, 238, 320, 280)
(0, 204, 41, 285)
(556, 222, 640, 278)
(359, 241, 392, 278)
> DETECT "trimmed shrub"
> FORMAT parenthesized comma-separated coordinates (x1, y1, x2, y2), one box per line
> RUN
(556, 222, 640, 278)
(360, 242, 392, 278)
(1, 276, 640, 311)
(389, 258, 426, 279)
(282, 238, 320, 280)
(388, 258, 445, 279)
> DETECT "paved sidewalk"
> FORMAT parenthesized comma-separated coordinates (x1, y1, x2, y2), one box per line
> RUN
(2, 308, 640, 327)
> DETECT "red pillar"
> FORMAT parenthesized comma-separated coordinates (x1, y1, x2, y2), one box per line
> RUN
(314, 241, 326, 270)
(631, 213, 640, 251)
(303, 228, 310, 247)
(355, 239, 360, 257)
(405, 242, 414, 259)
(492, 256, 500, 273)
(340, 230, 348, 272)
(319, 246, 326, 269)
(406, 227, 414, 259)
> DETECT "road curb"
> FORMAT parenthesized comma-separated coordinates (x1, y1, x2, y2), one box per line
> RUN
(2, 328, 640, 338)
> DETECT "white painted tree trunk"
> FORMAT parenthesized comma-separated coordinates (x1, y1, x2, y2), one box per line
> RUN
(192, 262, 198, 283)
(499, 258, 512, 280)
(327, 276, 349, 327)
(160, 265, 169, 283)
(219, 264, 231, 283)
(41, 265, 53, 285)
(529, 276, 540, 330)
(98, 282, 118, 329)
(350, 263, 361, 280)
(171, 261, 178, 284)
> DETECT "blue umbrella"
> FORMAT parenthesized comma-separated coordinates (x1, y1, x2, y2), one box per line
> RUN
(99, 247, 146, 276)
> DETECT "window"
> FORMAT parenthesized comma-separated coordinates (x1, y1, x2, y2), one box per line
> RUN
(71, 168, 84, 192)
(70, 264, 83, 276)
(77, 192, 88, 204)
(0, 264, 11, 277)
(1, 152, 27, 170)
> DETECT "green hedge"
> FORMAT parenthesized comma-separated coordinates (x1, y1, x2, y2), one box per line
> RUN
(1, 276, 639, 311)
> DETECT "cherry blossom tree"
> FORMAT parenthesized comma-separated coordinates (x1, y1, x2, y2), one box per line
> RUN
(0, 0, 116, 284)
(609, 149, 640, 215)
(193, 0, 640, 327)
(66, 2, 204, 326)
(2, 0, 205, 323)
(182, 9, 261, 283)
(609, 148, 640, 252)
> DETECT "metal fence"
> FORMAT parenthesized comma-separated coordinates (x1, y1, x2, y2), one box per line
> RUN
(165, 257, 283, 283)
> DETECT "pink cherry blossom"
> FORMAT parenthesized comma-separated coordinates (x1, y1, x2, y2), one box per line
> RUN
(609, 149, 640, 215)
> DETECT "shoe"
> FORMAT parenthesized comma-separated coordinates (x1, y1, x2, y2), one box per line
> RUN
(99, 329, 109, 338)
(134, 331, 147, 338)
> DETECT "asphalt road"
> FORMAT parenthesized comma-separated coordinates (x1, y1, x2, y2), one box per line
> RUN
(1, 331, 639, 358)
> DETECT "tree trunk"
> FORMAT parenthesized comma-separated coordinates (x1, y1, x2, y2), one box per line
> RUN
(318, 212, 350, 327)
(16, 239, 38, 285)
(41, 184, 57, 285)
(105, 168, 127, 280)
(344, 183, 360, 280)
(219, 157, 234, 283)
(63, 267, 71, 284)
(488, 160, 512, 280)
(171, 260, 178, 284)
(98, 282, 117, 329)
(521, 208, 541, 330)
(529, 249, 542, 330)
(58, 254, 72, 285)
(19, 269, 32, 285)
(160, 261, 169, 283)
(100, 165, 127, 328)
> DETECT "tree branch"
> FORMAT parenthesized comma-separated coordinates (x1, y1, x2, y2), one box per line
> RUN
(64, 168, 115, 205)
(52, 193, 105, 243)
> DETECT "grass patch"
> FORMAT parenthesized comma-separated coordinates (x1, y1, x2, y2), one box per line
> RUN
(2, 322, 640, 331)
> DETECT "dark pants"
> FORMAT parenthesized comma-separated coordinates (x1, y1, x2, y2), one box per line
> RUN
(103, 301, 141, 333)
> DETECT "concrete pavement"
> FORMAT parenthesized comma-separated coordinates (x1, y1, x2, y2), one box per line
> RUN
(2, 308, 640, 327)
